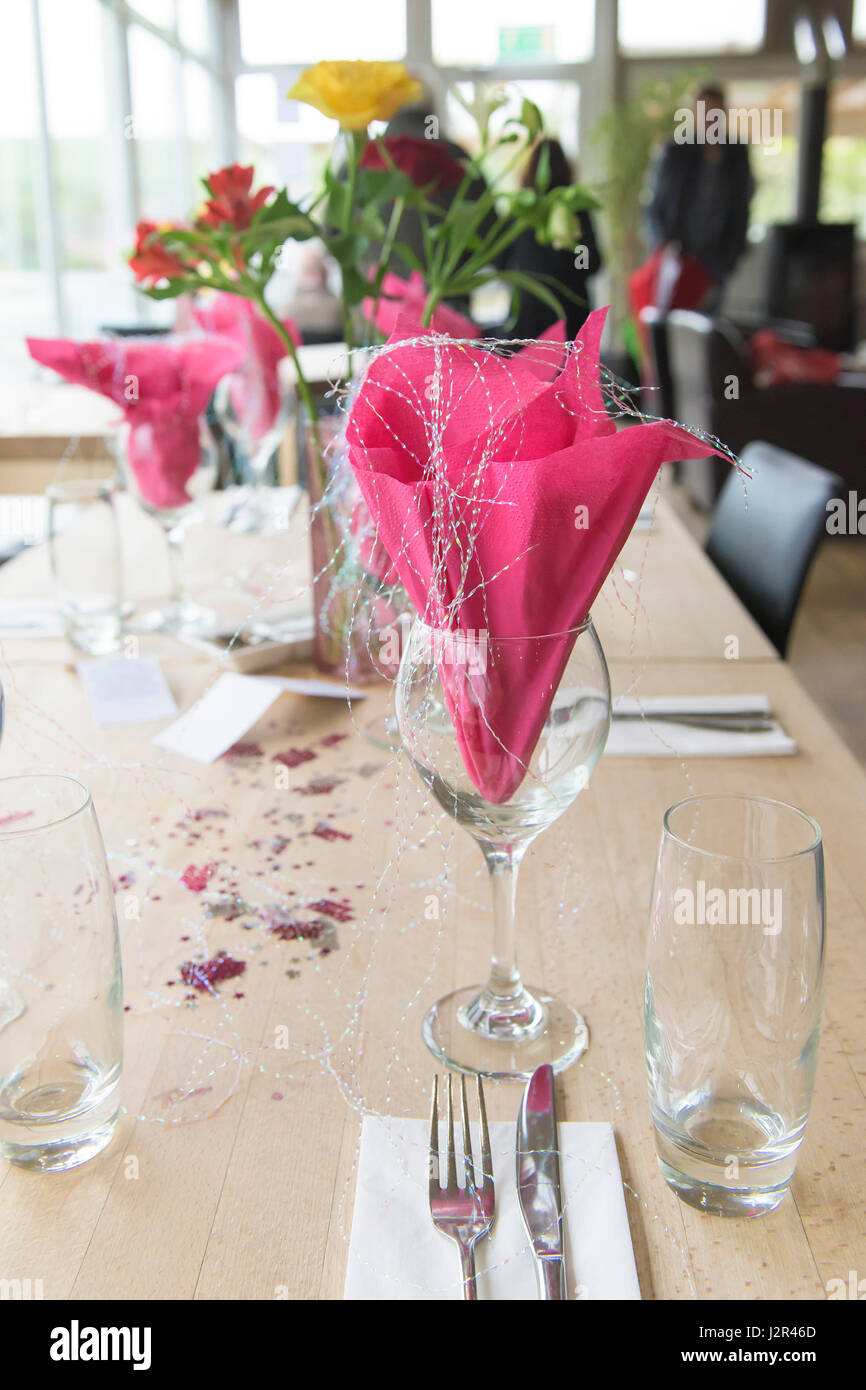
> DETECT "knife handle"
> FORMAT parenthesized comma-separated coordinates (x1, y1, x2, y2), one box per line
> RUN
(536, 1257, 567, 1300)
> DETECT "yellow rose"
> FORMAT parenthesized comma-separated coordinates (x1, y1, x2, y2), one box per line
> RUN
(288, 61, 422, 130)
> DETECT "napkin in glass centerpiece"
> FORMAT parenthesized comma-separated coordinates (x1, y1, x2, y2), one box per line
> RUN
(345, 306, 732, 802)
(344, 1116, 640, 1300)
(193, 292, 301, 441)
(362, 269, 477, 341)
(27, 335, 243, 510)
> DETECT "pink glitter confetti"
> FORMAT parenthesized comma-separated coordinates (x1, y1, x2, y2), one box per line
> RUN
(320, 733, 348, 747)
(113, 872, 136, 892)
(0, 810, 34, 827)
(272, 748, 317, 769)
(313, 822, 352, 842)
(309, 898, 354, 923)
(222, 742, 264, 761)
(180, 951, 246, 993)
(297, 778, 344, 796)
(181, 863, 217, 892)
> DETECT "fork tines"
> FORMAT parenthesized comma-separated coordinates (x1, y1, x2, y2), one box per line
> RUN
(428, 1074, 495, 1299)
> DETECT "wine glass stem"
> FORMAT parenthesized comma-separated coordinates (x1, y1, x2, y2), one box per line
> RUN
(164, 524, 186, 611)
(482, 844, 527, 1006)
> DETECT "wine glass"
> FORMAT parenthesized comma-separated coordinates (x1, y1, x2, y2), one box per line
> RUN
(396, 616, 611, 1080)
(117, 415, 219, 635)
(212, 371, 293, 533)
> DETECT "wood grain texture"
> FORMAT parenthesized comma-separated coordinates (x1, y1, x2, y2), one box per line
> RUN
(0, 501, 860, 1301)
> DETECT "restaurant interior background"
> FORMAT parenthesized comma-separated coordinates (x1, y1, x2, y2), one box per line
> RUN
(2, 0, 865, 755)
(0, 0, 865, 1312)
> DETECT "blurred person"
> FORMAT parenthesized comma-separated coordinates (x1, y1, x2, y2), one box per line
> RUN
(283, 246, 343, 342)
(648, 83, 754, 303)
(504, 137, 602, 340)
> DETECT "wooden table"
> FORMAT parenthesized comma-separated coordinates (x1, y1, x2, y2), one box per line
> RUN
(0, 498, 861, 1301)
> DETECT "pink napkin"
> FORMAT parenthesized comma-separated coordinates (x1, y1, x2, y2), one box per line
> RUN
(27, 335, 243, 509)
(346, 307, 730, 802)
(193, 294, 301, 441)
(363, 270, 477, 342)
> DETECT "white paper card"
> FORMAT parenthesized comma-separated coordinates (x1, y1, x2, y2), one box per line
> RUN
(77, 656, 178, 727)
(268, 676, 367, 701)
(153, 672, 284, 763)
(344, 1117, 640, 1301)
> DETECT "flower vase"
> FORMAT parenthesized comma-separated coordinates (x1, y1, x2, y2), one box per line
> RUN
(304, 413, 377, 684)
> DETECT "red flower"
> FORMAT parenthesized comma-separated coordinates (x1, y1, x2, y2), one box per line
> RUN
(200, 164, 275, 230)
(361, 136, 464, 192)
(129, 221, 188, 286)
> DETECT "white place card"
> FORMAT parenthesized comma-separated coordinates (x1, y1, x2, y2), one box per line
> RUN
(268, 676, 367, 701)
(77, 656, 178, 728)
(153, 672, 285, 764)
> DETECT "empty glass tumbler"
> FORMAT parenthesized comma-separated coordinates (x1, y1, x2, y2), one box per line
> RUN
(47, 479, 123, 654)
(645, 793, 825, 1217)
(0, 776, 123, 1172)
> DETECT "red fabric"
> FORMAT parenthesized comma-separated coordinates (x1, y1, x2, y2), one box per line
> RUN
(193, 294, 301, 440)
(628, 247, 714, 321)
(346, 306, 728, 802)
(750, 330, 841, 387)
(27, 335, 243, 509)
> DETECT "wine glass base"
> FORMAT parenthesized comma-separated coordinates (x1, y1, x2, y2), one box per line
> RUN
(422, 984, 589, 1082)
(128, 602, 218, 638)
(362, 709, 402, 752)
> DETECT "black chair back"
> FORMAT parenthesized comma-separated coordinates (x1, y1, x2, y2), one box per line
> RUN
(706, 441, 843, 655)
(639, 307, 676, 419)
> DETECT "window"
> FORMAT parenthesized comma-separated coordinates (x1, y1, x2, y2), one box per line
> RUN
(618, 0, 765, 55)
(854, 0, 866, 42)
(432, 0, 594, 67)
(446, 81, 581, 167)
(821, 79, 866, 237)
(238, 0, 406, 65)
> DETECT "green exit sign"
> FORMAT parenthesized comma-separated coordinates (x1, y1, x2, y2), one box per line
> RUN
(498, 25, 555, 61)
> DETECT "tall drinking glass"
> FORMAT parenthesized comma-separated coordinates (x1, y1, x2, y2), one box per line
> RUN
(47, 479, 123, 654)
(645, 793, 825, 1217)
(0, 776, 123, 1171)
(397, 617, 611, 1081)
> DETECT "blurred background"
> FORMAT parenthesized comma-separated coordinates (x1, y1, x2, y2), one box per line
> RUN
(2, 0, 865, 374)
(1, 0, 864, 756)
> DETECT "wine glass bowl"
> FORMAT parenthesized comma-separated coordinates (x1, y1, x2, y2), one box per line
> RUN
(212, 373, 293, 533)
(396, 616, 611, 1080)
(118, 415, 220, 634)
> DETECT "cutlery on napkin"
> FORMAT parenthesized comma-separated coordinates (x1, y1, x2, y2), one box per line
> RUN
(344, 1114, 639, 1300)
(606, 694, 797, 758)
(516, 1064, 567, 1300)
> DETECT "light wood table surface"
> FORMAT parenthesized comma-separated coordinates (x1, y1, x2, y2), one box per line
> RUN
(0, 497, 860, 1301)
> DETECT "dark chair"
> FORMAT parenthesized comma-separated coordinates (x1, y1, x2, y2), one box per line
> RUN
(639, 307, 676, 419)
(665, 310, 866, 510)
(705, 441, 843, 655)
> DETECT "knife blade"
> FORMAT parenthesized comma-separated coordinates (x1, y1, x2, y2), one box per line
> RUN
(516, 1064, 567, 1300)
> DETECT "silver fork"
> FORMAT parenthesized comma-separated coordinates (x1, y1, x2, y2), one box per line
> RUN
(428, 1073, 495, 1300)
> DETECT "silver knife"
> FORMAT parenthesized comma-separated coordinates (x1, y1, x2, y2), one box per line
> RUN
(516, 1064, 567, 1300)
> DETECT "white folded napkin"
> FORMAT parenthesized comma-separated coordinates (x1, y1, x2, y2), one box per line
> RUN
(344, 1116, 640, 1301)
(606, 693, 797, 758)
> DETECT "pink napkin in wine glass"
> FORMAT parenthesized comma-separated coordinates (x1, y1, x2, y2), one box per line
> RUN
(363, 270, 477, 342)
(193, 293, 301, 441)
(345, 306, 732, 802)
(27, 334, 244, 510)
